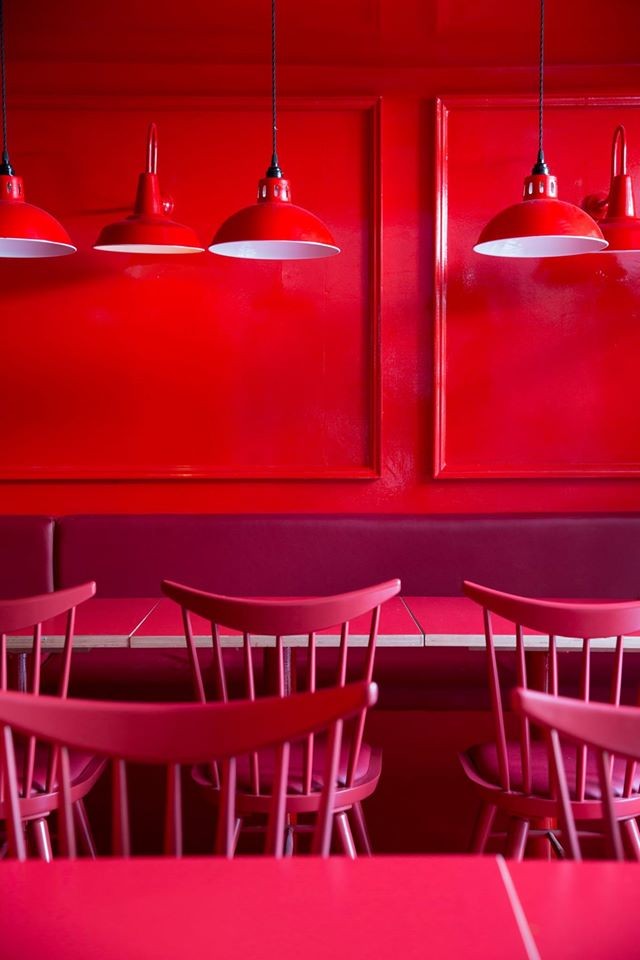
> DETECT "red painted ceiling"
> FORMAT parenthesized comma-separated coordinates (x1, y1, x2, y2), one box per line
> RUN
(9, 0, 640, 69)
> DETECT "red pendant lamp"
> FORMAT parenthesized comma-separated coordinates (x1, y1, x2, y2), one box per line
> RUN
(94, 123, 204, 254)
(0, 0, 75, 258)
(474, 0, 606, 258)
(209, 0, 339, 260)
(583, 126, 640, 253)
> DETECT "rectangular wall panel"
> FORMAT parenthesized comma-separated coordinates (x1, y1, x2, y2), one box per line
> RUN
(0, 96, 381, 479)
(434, 96, 640, 478)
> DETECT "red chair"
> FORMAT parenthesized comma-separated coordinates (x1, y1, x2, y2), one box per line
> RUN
(460, 580, 640, 859)
(0, 582, 102, 861)
(161, 578, 401, 856)
(0, 681, 377, 859)
(513, 689, 640, 860)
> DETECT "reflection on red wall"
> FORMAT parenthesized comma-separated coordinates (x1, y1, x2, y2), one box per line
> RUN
(3, 57, 640, 513)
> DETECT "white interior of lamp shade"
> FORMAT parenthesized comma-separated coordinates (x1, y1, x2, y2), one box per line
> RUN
(208, 239, 341, 260)
(0, 237, 77, 258)
(474, 235, 609, 258)
(94, 243, 205, 254)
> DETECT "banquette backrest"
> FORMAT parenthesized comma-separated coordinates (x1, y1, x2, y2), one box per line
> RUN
(54, 513, 640, 599)
(0, 516, 54, 598)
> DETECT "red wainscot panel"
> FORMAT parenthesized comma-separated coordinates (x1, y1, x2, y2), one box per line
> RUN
(0, 96, 380, 480)
(434, 95, 640, 479)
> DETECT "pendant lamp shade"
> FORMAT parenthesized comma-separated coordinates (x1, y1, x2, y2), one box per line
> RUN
(474, 0, 606, 259)
(94, 124, 204, 254)
(474, 172, 607, 258)
(209, 0, 339, 261)
(0, 174, 75, 257)
(210, 176, 339, 260)
(587, 126, 640, 253)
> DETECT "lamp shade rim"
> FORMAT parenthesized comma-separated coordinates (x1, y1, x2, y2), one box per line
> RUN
(0, 236, 77, 257)
(94, 243, 205, 254)
(474, 234, 609, 257)
(208, 238, 340, 260)
(94, 218, 204, 254)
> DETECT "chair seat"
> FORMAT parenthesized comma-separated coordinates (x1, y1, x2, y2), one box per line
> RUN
(465, 739, 640, 801)
(194, 739, 375, 797)
(15, 741, 99, 793)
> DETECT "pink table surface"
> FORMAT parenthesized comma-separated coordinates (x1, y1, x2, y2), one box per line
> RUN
(0, 855, 535, 960)
(9, 596, 638, 652)
(507, 860, 640, 960)
(7, 598, 159, 649)
(404, 597, 640, 648)
(130, 596, 423, 647)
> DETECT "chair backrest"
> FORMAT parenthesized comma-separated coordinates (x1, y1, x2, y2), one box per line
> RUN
(161, 579, 400, 797)
(0, 680, 377, 860)
(0, 582, 96, 805)
(513, 689, 640, 860)
(463, 580, 640, 799)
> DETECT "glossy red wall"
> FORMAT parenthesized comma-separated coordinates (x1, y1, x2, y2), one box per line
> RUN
(3, 1, 640, 514)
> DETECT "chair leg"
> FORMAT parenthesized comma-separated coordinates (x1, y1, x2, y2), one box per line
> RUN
(349, 802, 373, 856)
(528, 817, 554, 860)
(470, 801, 497, 854)
(621, 818, 640, 860)
(335, 811, 357, 859)
(31, 818, 53, 862)
(73, 800, 97, 859)
(505, 818, 529, 861)
(232, 818, 243, 855)
(284, 818, 295, 858)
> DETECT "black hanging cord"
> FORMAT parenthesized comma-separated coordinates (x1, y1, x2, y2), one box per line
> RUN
(266, 0, 282, 178)
(0, 0, 13, 175)
(532, 0, 548, 175)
